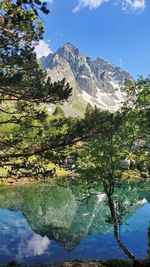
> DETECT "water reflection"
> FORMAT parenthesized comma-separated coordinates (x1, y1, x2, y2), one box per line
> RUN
(0, 182, 149, 264)
(18, 234, 50, 258)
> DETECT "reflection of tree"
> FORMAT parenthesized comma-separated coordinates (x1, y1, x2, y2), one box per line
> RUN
(145, 224, 150, 266)
(104, 182, 143, 266)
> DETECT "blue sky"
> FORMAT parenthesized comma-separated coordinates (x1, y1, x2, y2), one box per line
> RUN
(35, 0, 150, 78)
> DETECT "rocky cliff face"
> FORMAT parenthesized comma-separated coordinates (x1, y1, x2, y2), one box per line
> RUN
(40, 43, 132, 116)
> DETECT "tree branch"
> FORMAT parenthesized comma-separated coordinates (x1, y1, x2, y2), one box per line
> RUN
(0, 128, 106, 159)
(0, 108, 19, 115)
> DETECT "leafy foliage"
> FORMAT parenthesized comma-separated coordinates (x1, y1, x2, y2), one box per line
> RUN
(0, 0, 73, 179)
(53, 105, 65, 118)
(76, 78, 150, 265)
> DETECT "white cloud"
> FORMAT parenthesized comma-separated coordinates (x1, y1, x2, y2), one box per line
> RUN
(73, 0, 146, 12)
(28, 234, 50, 256)
(73, 0, 108, 12)
(122, 0, 145, 11)
(18, 234, 51, 258)
(42, 0, 53, 3)
(34, 40, 52, 59)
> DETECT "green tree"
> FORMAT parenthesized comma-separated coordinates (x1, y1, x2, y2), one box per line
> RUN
(123, 77, 150, 176)
(53, 106, 65, 118)
(84, 103, 93, 116)
(77, 111, 143, 266)
(0, 0, 72, 179)
(77, 77, 150, 265)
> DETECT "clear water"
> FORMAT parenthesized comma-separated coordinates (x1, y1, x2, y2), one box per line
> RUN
(0, 182, 150, 264)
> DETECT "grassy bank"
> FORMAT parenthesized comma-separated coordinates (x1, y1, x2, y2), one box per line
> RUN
(0, 259, 133, 267)
(0, 167, 149, 187)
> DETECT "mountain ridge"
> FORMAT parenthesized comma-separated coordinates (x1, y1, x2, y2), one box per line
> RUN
(40, 43, 133, 117)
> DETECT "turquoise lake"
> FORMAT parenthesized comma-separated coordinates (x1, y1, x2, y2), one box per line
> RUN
(0, 181, 150, 264)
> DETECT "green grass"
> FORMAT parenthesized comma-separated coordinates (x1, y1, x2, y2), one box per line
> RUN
(71, 101, 86, 113)
(0, 259, 134, 267)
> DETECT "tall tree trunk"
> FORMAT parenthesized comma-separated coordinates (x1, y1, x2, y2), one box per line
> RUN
(107, 194, 144, 266)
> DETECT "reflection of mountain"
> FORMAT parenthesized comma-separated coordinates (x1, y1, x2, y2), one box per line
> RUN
(0, 183, 148, 250)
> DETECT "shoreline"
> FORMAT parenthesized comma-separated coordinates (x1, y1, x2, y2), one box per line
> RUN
(0, 173, 149, 187)
(0, 259, 133, 267)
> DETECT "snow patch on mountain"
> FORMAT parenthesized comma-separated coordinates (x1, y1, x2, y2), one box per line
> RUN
(40, 43, 133, 116)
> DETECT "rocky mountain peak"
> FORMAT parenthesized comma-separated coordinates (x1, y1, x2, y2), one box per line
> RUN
(57, 43, 80, 62)
(40, 43, 133, 117)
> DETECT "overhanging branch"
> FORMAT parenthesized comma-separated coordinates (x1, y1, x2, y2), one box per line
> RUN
(0, 128, 107, 160)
